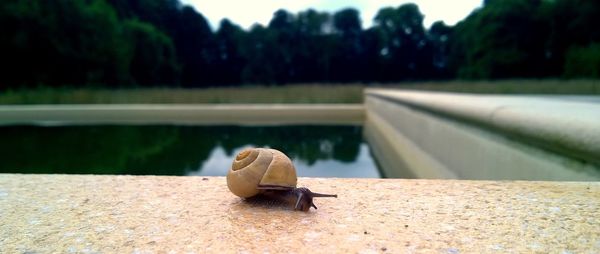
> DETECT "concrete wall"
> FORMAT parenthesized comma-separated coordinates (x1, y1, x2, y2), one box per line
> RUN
(2, 93, 598, 181)
(364, 89, 600, 180)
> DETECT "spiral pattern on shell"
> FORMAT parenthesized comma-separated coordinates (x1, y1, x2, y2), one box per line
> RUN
(226, 148, 298, 198)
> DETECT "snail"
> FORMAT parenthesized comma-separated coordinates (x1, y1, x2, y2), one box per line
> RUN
(226, 148, 337, 211)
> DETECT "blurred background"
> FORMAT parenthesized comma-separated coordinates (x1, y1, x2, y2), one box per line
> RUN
(0, 0, 598, 100)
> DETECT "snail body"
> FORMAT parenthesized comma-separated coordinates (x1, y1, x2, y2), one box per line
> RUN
(226, 148, 337, 211)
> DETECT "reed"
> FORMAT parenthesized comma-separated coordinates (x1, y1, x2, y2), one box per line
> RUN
(1, 80, 598, 104)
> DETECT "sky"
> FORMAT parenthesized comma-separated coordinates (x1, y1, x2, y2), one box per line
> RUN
(181, 0, 483, 30)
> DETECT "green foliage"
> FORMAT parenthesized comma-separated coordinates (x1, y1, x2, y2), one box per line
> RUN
(429, 21, 453, 78)
(374, 4, 432, 80)
(543, 0, 600, 75)
(1, 0, 600, 89)
(333, 8, 361, 35)
(0, 0, 131, 87)
(123, 20, 180, 85)
(564, 44, 600, 78)
(451, 0, 600, 80)
(173, 6, 215, 87)
(238, 25, 278, 84)
(450, 0, 549, 79)
(298, 9, 330, 35)
(213, 19, 246, 85)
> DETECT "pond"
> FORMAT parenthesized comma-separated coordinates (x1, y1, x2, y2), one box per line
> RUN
(0, 125, 382, 178)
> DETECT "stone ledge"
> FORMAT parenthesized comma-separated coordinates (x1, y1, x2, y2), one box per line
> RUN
(365, 89, 600, 164)
(364, 95, 600, 180)
(1, 174, 598, 253)
(0, 104, 364, 126)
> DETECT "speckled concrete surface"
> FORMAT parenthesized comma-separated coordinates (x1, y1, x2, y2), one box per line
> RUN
(1, 174, 598, 253)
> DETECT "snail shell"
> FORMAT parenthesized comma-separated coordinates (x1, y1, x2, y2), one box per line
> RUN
(226, 148, 297, 198)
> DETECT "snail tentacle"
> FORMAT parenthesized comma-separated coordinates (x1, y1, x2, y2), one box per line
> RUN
(294, 191, 304, 210)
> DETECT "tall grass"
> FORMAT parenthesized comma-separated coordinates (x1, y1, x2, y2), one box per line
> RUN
(0, 84, 364, 104)
(388, 79, 600, 94)
(0, 80, 598, 104)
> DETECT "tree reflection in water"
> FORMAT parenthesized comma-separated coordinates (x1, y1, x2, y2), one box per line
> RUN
(0, 125, 380, 177)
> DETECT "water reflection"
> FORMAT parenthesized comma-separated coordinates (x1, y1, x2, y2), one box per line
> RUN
(0, 125, 381, 178)
(188, 144, 379, 178)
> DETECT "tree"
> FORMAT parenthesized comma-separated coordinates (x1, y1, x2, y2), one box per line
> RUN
(563, 43, 600, 78)
(449, 0, 549, 79)
(331, 8, 364, 82)
(267, 9, 297, 83)
(0, 0, 133, 88)
(428, 21, 453, 79)
(297, 9, 330, 36)
(124, 20, 180, 86)
(4, 0, 600, 88)
(105, 0, 216, 87)
(544, 0, 600, 76)
(294, 9, 333, 82)
(239, 25, 279, 84)
(374, 4, 432, 81)
(214, 19, 245, 85)
(175, 6, 216, 86)
(333, 8, 361, 36)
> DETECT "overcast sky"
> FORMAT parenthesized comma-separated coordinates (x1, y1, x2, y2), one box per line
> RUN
(181, 0, 483, 30)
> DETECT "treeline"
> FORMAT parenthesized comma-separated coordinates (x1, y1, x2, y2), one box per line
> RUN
(1, 0, 599, 89)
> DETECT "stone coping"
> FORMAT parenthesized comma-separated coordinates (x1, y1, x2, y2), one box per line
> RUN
(365, 89, 600, 164)
(0, 104, 364, 125)
(1, 174, 598, 253)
